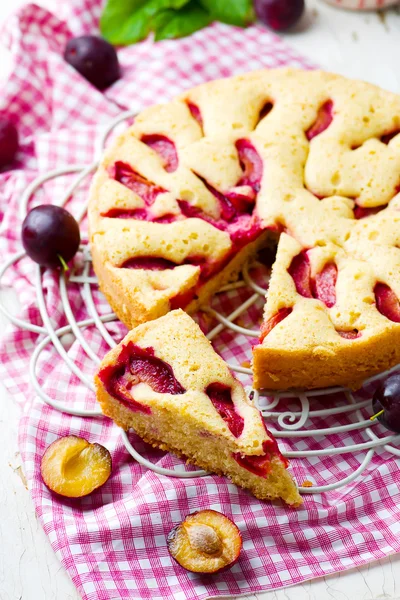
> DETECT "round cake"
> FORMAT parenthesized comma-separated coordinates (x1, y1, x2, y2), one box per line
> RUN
(88, 68, 400, 391)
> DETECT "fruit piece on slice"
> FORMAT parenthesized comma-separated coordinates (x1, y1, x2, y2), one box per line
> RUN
(41, 436, 112, 498)
(167, 510, 242, 573)
(121, 256, 178, 270)
(259, 307, 292, 342)
(337, 329, 361, 339)
(233, 427, 288, 476)
(372, 374, 400, 433)
(197, 175, 237, 222)
(312, 263, 337, 308)
(113, 161, 166, 205)
(306, 100, 334, 141)
(21, 205, 80, 269)
(129, 345, 186, 394)
(99, 361, 152, 414)
(64, 35, 120, 90)
(225, 187, 256, 214)
(102, 208, 148, 220)
(288, 251, 313, 298)
(0, 118, 19, 168)
(289, 253, 338, 308)
(374, 283, 400, 323)
(141, 134, 178, 173)
(381, 130, 400, 144)
(169, 287, 197, 310)
(206, 382, 244, 438)
(102, 207, 177, 223)
(258, 101, 273, 123)
(187, 102, 203, 128)
(353, 204, 387, 219)
(98, 341, 186, 405)
(235, 139, 263, 193)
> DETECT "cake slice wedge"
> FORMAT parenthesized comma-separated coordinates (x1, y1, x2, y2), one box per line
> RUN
(95, 309, 301, 506)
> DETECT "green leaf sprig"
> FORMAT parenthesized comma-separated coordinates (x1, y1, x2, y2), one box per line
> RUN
(100, 0, 255, 45)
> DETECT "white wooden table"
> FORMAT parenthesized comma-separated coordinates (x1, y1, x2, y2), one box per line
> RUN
(1, 1, 400, 598)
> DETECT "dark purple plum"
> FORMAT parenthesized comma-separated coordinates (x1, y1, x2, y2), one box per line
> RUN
(64, 35, 120, 90)
(22, 205, 80, 269)
(0, 118, 19, 168)
(254, 0, 305, 32)
(372, 374, 400, 433)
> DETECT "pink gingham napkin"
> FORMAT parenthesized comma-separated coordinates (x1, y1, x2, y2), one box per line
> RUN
(1, 3, 400, 600)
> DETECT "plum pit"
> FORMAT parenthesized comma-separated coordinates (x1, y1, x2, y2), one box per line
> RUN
(167, 510, 242, 573)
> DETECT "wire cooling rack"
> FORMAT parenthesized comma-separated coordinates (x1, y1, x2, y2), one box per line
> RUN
(1, 110, 400, 495)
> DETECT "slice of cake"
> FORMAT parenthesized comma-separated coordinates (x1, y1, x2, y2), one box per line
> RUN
(95, 309, 301, 506)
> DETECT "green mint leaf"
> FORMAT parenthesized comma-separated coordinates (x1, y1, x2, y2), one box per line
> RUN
(155, 1, 212, 41)
(198, 0, 255, 26)
(100, 0, 148, 44)
(151, 9, 176, 33)
(101, 0, 191, 45)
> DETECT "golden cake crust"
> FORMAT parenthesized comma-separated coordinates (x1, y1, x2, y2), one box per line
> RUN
(89, 68, 400, 390)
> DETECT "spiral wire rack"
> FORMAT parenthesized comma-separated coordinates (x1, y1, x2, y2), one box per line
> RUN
(2, 110, 399, 494)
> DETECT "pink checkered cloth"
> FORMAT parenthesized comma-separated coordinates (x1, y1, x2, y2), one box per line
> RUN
(1, 2, 400, 599)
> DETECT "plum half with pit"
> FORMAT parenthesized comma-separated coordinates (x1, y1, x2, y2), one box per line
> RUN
(64, 35, 120, 91)
(372, 374, 400, 433)
(22, 205, 80, 269)
(167, 510, 242, 573)
(41, 435, 112, 498)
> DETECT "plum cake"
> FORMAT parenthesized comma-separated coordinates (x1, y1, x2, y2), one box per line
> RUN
(89, 68, 400, 390)
(95, 310, 301, 506)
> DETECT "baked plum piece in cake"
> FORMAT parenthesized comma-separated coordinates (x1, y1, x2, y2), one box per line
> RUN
(95, 310, 301, 506)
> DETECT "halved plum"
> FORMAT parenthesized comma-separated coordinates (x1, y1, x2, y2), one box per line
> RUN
(258, 101, 273, 123)
(288, 251, 313, 298)
(233, 431, 288, 477)
(187, 102, 203, 129)
(167, 510, 242, 573)
(121, 256, 178, 270)
(235, 139, 263, 193)
(353, 204, 387, 219)
(337, 329, 361, 339)
(259, 307, 292, 342)
(101, 207, 177, 223)
(129, 345, 186, 394)
(41, 436, 112, 498)
(374, 283, 400, 323)
(196, 175, 238, 222)
(233, 449, 272, 477)
(169, 288, 197, 310)
(98, 362, 152, 413)
(206, 382, 244, 438)
(312, 263, 337, 308)
(306, 101, 333, 141)
(112, 161, 165, 205)
(141, 134, 178, 173)
(98, 342, 186, 412)
(381, 129, 400, 144)
(289, 252, 337, 308)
